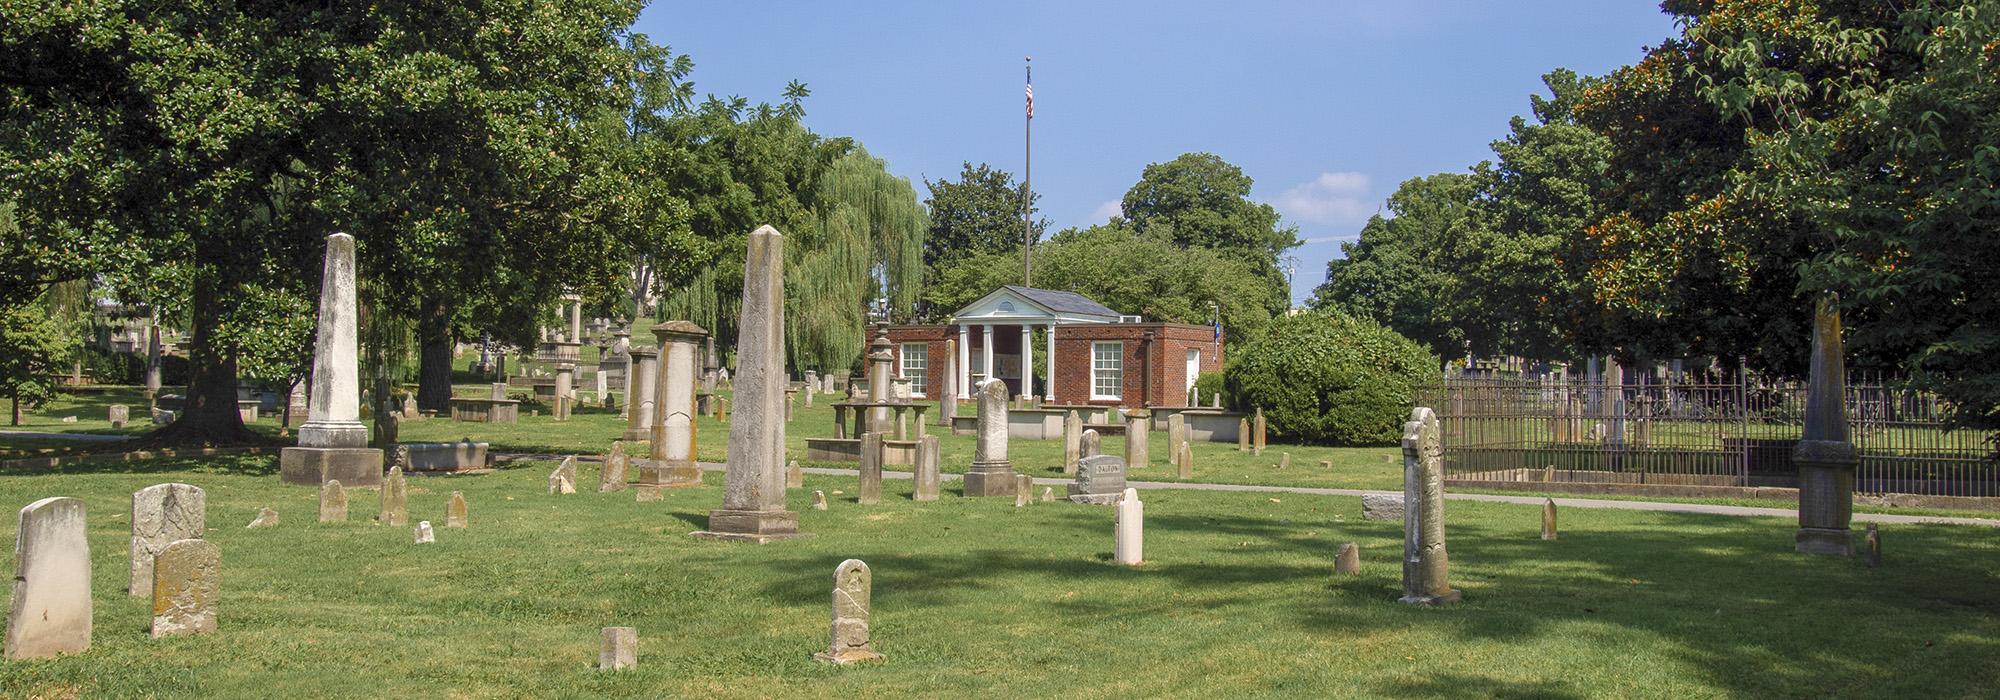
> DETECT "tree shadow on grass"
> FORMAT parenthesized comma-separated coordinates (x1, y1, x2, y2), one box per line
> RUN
(1, 454, 282, 477)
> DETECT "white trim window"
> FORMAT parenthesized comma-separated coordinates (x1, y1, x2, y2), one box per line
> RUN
(1091, 341, 1123, 401)
(900, 343, 928, 397)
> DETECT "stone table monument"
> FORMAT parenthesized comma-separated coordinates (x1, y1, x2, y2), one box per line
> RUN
(692, 226, 809, 543)
(1795, 292, 1858, 556)
(281, 233, 384, 486)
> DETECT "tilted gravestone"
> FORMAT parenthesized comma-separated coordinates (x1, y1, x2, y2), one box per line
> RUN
(129, 482, 205, 597)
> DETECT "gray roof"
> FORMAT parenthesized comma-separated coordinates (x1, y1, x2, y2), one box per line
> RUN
(1003, 286, 1122, 319)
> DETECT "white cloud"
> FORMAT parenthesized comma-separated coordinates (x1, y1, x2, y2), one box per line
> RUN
(1089, 199, 1123, 223)
(1270, 172, 1375, 227)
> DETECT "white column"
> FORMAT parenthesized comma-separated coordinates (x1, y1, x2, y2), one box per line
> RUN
(957, 325, 971, 399)
(1020, 324, 1034, 400)
(1045, 322, 1057, 404)
(981, 324, 994, 388)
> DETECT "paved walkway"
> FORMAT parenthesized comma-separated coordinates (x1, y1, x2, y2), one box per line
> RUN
(0, 430, 132, 443)
(490, 453, 2000, 528)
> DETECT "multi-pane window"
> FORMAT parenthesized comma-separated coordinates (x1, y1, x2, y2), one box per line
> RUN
(1092, 342, 1123, 400)
(901, 343, 928, 397)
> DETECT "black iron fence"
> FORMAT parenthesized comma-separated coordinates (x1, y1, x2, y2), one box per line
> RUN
(1418, 377, 2000, 498)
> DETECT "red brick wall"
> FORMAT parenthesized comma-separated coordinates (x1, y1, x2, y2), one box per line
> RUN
(888, 322, 1223, 407)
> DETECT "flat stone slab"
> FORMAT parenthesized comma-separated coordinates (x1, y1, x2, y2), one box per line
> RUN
(1362, 493, 1406, 521)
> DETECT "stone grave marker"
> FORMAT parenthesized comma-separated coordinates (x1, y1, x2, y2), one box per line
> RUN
(1399, 407, 1459, 605)
(5, 497, 91, 659)
(912, 436, 941, 502)
(378, 467, 408, 526)
(812, 559, 884, 665)
(599, 627, 637, 671)
(318, 480, 348, 523)
(1114, 488, 1144, 565)
(1068, 454, 1128, 505)
(445, 491, 468, 528)
(414, 521, 435, 544)
(149, 538, 220, 638)
(129, 482, 205, 597)
(246, 507, 279, 529)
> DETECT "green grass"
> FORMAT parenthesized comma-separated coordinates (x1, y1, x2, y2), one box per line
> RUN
(0, 459, 1994, 697)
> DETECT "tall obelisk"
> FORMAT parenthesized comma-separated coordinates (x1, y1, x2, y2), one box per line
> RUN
(693, 226, 809, 542)
(1794, 292, 1856, 555)
(281, 233, 384, 486)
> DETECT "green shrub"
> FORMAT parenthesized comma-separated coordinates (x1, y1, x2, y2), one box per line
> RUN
(1191, 372, 1226, 406)
(1222, 310, 1436, 446)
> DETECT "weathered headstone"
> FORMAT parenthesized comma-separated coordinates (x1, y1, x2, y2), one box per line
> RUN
(1237, 418, 1251, 451)
(620, 345, 659, 442)
(1167, 414, 1187, 469)
(963, 379, 1017, 497)
(1362, 494, 1405, 521)
(378, 466, 408, 526)
(1114, 488, 1144, 566)
(402, 394, 418, 419)
(1014, 474, 1033, 507)
(246, 507, 279, 528)
(1040, 487, 1054, 503)
(549, 456, 578, 494)
(108, 404, 130, 429)
(445, 491, 468, 528)
(787, 460, 804, 489)
(1863, 523, 1882, 568)
(693, 226, 808, 542)
(1334, 543, 1360, 575)
(1062, 410, 1083, 475)
(599, 627, 637, 671)
(319, 480, 348, 523)
(1399, 407, 1459, 605)
(1079, 429, 1101, 460)
(1541, 498, 1558, 541)
(1068, 454, 1128, 505)
(599, 442, 629, 493)
(812, 490, 829, 511)
(857, 432, 883, 506)
(1318, 460, 1332, 469)
(912, 435, 941, 502)
(280, 233, 385, 486)
(1279, 452, 1292, 469)
(1176, 442, 1193, 479)
(639, 321, 707, 488)
(1795, 292, 1858, 556)
(129, 482, 205, 597)
(1253, 407, 1267, 455)
(414, 521, 435, 544)
(812, 559, 884, 665)
(5, 497, 91, 659)
(149, 538, 220, 638)
(1125, 411, 1149, 469)
(940, 339, 959, 426)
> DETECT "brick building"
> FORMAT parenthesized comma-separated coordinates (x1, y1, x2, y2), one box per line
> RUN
(881, 286, 1222, 408)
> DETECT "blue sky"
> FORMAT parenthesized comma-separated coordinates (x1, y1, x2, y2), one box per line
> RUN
(636, 2, 1680, 305)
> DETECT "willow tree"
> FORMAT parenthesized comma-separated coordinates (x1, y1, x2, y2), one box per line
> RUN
(785, 147, 926, 375)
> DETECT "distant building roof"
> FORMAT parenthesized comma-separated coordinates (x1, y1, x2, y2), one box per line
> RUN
(950, 285, 1124, 324)
(1001, 286, 1122, 318)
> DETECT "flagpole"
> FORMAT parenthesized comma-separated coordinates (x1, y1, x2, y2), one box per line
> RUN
(1023, 56, 1033, 288)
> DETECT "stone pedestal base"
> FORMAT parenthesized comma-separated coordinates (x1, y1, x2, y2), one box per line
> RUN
(1399, 590, 1462, 606)
(634, 459, 703, 488)
(963, 462, 1017, 497)
(691, 508, 812, 543)
(280, 447, 383, 486)
(1795, 527, 1854, 556)
(1067, 491, 1122, 506)
(813, 649, 884, 665)
(619, 427, 650, 442)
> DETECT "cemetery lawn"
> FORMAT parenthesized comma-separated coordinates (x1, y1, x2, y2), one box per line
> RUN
(0, 459, 1996, 697)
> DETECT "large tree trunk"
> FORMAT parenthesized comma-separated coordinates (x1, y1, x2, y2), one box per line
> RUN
(416, 297, 455, 412)
(147, 276, 262, 446)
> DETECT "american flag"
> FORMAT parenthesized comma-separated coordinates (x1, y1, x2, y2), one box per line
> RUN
(1025, 82, 1034, 119)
